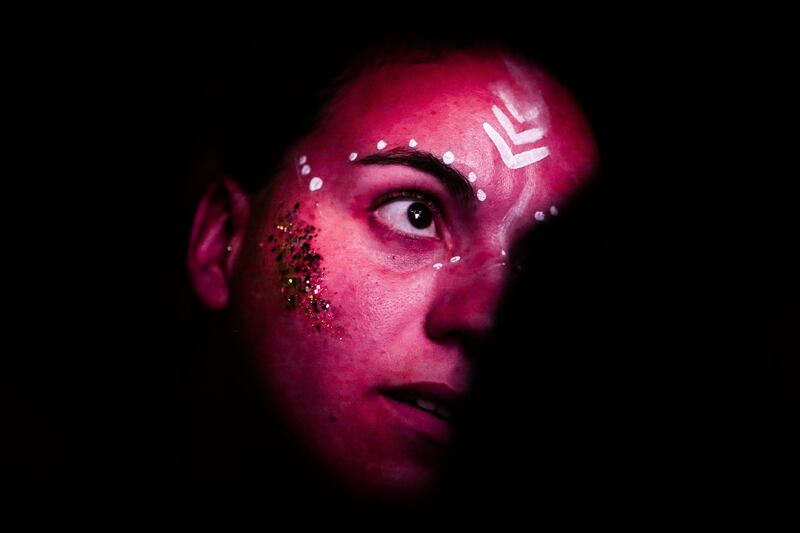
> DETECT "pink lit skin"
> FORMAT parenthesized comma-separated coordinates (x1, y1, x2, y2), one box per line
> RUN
(187, 50, 598, 502)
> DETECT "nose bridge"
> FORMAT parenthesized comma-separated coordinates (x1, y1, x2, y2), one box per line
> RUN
(425, 248, 509, 344)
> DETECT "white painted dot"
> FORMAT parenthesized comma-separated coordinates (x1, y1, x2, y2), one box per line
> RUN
(442, 151, 455, 164)
(298, 155, 307, 165)
(535, 210, 545, 221)
(501, 249, 507, 256)
(550, 205, 559, 216)
(409, 139, 418, 148)
(468, 172, 477, 183)
(301, 164, 311, 176)
(377, 140, 387, 150)
(349, 152, 358, 161)
(450, 256, 461, 263)
(476, 189, 487, 202)
(309, 177, 323, 191)
(433, 263, 443, 270)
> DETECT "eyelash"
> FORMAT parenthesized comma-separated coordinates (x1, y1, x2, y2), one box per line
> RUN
(370, 189, 445, 241)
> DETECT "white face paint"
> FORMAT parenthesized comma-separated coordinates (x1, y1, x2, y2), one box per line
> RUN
(408, 139, 418, 148)
(476, 189, 487, 202)
(480, 71, 556, 244)
(432, 263, 443, 270)
(468, 172, 478, 183)
(298, 155, 308, 165)
(377, 140, 387, 150)
(309, 177, 323, 191)
(349, 152, 358, 161)
(491, 105, 545, 145)
(483, 76, 550, 170)
(450, 256, 461, 263)
(534, 210, 545, 221)
(550, 205, 559, 216)
(494, 85, 541, 123)
(482, 116, 549, 169)
(301, 164, 312, 176)
(442, 151, 455, 165)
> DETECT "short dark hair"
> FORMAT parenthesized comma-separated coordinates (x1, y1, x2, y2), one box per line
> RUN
(201, 27, 555, 195)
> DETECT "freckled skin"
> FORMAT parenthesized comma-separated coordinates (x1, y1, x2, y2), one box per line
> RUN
(228, 51, 598, 500)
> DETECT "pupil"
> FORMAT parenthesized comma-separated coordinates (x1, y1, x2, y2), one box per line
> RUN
(407, 202, 432, 229)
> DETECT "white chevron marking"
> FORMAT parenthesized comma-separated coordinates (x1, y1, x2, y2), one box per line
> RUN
(492, 105, 545, 145)
(483, 122, 549, 169)
(504, 100, 525, 123)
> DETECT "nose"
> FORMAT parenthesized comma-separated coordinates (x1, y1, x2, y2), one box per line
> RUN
(424, 252, 510, 348)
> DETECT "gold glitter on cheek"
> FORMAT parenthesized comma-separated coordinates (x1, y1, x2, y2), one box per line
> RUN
(267, 201, 341, 334)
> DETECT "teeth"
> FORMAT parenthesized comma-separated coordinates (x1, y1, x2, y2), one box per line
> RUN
(414, 398, 452, 421)
(416, 398, 437, 412)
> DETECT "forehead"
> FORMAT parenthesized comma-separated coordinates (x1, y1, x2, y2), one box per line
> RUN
(302, 50, 597, 237)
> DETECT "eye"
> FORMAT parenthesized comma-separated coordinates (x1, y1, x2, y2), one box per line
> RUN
(373, 198, 438, 239)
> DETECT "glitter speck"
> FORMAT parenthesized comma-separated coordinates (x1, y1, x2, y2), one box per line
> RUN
(535, 211, 545, 221)
(450, 256, 461, 263)
(433, 263, 443, 269)
(298, 155, 307, 165)
(301, 164, 311, 176)
(442, 151, 455, 164)
(501, 249, 506, 256)
(349, 152, 358, 161)
(476, 189, 487, 202)
(409, 139, 418, 148)
(468, 172, 477, 183)
(377, 139, 387, 150)
(550, 205, 559, 216)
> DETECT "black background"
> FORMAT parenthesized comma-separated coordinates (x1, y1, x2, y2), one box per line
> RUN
(6, 12, 797, 521)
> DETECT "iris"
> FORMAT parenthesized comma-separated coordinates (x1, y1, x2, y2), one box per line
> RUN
(407, 201, 432, 229)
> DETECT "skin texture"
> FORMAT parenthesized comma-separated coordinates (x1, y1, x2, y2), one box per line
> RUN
(188, 50, 598, 502)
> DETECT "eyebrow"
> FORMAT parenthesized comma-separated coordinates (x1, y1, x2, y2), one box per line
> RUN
(353, 147, 477, 210)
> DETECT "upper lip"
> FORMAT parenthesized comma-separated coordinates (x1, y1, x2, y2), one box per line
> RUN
(378, 381, 467, 421)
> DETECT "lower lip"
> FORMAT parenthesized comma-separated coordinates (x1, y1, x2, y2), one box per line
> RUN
(379, 394, 454, 445)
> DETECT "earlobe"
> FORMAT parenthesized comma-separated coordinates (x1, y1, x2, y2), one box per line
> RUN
(187, 176, 251, 309)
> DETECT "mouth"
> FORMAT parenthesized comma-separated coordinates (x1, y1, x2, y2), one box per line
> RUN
(377, 382, 466, 443)
(380, 383, 460, 421)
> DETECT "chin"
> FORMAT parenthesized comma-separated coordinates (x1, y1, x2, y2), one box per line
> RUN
(323, 455, 446, 507)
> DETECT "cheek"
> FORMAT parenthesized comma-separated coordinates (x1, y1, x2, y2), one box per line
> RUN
(323, 247, 438, 379)
(249, 166, 443, 373)
(264, 201, 341, 336)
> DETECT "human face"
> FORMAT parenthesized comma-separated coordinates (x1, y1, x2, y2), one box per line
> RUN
(228, 51, 597, 498)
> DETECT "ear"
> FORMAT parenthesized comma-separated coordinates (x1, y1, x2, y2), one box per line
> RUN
(187, 176, 251, 309)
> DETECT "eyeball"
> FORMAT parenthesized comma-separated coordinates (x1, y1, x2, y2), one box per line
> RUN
(374, 199, 437, 238)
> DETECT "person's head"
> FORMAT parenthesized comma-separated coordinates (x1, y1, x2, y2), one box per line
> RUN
(186, 37, 598, 503)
